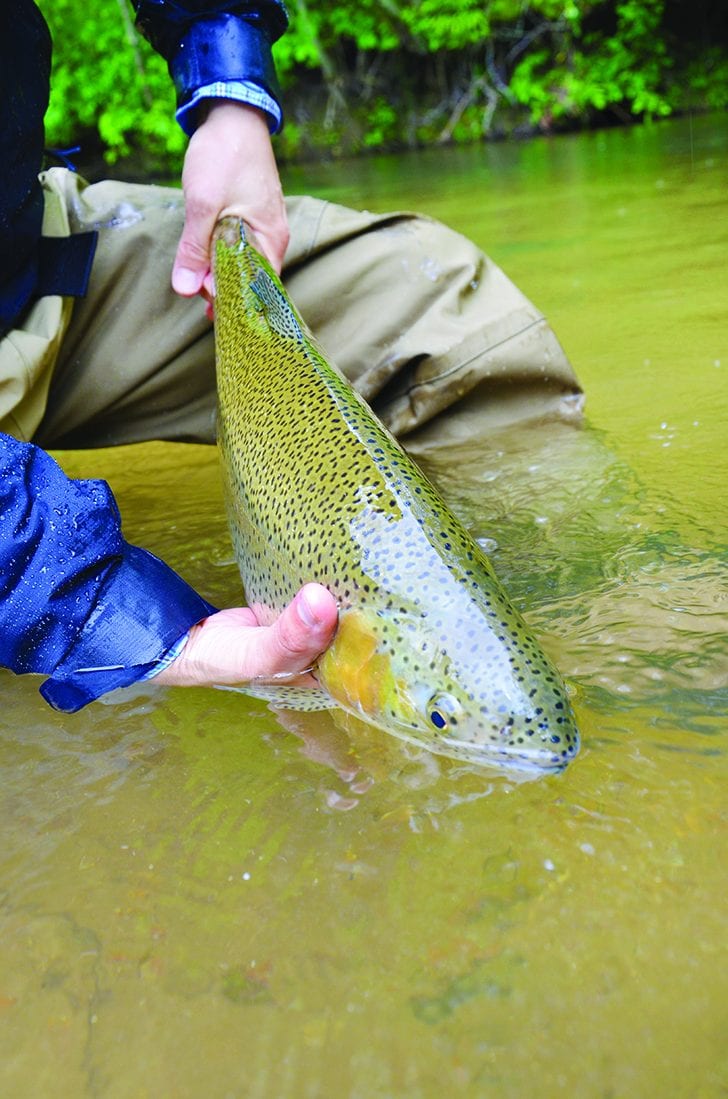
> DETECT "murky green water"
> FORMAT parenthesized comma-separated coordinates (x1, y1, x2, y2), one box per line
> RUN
(2, 115, 727, 1097)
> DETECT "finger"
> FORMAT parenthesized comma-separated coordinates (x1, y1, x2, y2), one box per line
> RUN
(250, 220, 290, 275)
(172, 199, 217, 296)
(213, 208, 289, 276)
(202, 272, 215, 321)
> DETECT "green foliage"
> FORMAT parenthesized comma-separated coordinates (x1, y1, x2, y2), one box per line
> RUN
(276, 0, 726, 158)
(398, 0, 492, 52)
(38, 0, 185, 164)
(37, 0, 728, 167)
(510, 0, 673, 123)
(672, 50, 728, 111)
(362, 99, 399, 147)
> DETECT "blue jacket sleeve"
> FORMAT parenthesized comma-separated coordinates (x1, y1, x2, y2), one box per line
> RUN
(0, 434, 217, 713)
(132, 1, 288, 131)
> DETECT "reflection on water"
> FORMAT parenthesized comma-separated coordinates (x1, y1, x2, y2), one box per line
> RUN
(1, 115, 727, 1097)
(417, 422, 728, 705)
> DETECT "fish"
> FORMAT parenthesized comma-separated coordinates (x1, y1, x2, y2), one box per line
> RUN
(212, 217, 579, 772)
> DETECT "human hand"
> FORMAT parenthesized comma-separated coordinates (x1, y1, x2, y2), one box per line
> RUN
(154, 584, 338, 689)
(172, 101, 289, 310)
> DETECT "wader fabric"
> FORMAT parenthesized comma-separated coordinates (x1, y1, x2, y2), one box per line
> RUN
(1, 168, 583, 451)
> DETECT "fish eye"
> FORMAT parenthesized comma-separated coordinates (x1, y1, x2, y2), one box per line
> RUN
(426, 692, 461, 731)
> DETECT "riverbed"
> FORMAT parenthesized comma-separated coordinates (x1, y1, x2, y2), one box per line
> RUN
(1, 113, 726, 1097)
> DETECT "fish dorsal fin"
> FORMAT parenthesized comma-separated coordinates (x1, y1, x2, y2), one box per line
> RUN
(250, 268, 304, 343)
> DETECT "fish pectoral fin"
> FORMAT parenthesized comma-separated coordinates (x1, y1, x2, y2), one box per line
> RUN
(220, 681, 338, 712)
(264, 686, 338, 712)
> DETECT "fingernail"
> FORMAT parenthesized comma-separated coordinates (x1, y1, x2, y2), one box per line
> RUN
(173, 267, 200, 295)
(297, 589, 319, 628)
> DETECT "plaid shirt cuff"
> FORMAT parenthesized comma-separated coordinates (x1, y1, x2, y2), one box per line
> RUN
(176, 81, 283, 135)
(142, 631, 190, 680)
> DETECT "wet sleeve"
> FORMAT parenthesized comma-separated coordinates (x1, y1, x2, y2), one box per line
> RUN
(0, 434, 217, 713)
(132, 1, 288, 132)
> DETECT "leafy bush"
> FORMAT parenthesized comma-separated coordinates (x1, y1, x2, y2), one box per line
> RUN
(39, 0, 184, 164)
(511, 0, 673, 123)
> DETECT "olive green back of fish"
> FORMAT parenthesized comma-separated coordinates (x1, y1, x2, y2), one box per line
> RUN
(212, 218, 579, 772)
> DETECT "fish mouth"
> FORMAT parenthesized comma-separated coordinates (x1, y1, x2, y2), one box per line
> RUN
(430, 731, 580, 773)
(358, 712, 579, 772)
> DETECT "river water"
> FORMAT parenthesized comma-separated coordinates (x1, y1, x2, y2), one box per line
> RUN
(1, 114, 726, 1097)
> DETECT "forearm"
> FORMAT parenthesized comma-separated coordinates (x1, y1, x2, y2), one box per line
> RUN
(0, 434, 216, 712)
(132, 0, 288, 133)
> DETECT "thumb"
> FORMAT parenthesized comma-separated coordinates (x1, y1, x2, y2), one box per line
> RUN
(261, 584, 339, 677)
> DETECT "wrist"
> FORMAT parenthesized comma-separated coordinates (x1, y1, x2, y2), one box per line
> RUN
(197, 99, 271, 134)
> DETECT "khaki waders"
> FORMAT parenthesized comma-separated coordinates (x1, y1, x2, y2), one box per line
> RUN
(0, 167, 583, 451)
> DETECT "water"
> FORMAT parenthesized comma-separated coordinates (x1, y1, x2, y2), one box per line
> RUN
(1, 115, 727, 1096)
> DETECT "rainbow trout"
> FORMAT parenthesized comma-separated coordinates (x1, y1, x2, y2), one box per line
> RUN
(213, 218, 579, 772)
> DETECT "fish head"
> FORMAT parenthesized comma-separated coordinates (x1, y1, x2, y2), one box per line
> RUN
(317, 604, 579, 773)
